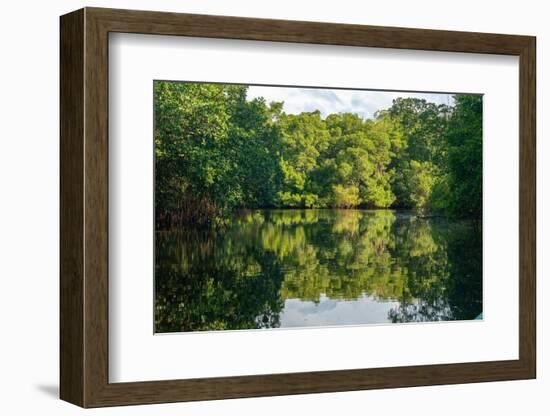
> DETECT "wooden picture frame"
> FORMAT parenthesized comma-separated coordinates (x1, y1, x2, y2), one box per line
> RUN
(60, 7, 536, 408)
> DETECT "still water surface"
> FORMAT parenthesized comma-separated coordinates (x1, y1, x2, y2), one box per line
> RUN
(155, 209, 482, 333)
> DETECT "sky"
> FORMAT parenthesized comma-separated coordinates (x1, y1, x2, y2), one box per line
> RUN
(247, 85, 455, 119)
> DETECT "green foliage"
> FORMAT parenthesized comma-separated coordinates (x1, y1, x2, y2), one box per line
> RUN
(407, 160, 436, 213)
(331, 184, 361, 208)
(385, 96, 482, 217)
(445, 95, 483, 218)
(385, 98, 450, 211)
(429, 175, 452, 212)
(154, 81, 282, 227)
(154, 82, 483, 227)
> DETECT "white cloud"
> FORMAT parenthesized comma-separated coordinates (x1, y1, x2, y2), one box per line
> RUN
(247, 85, 456, 119)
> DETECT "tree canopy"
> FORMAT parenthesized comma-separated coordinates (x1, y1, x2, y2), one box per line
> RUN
(154, 82, 482, 228)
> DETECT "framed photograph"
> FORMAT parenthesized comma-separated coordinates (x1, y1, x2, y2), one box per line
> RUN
(60, 7, 536, 407)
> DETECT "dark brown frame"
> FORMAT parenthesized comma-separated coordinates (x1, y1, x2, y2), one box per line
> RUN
(60, 7, 536, 408)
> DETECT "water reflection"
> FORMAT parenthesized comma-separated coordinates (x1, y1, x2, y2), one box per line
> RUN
(155, 209, 482, 333)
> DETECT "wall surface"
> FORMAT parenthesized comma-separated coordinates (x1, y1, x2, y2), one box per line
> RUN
(0, 0, 546, 414)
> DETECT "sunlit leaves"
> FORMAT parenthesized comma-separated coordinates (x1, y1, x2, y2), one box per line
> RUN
(154, 82, 482, 225)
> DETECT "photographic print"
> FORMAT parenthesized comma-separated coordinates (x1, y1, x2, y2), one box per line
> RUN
(154, 81, 483, 333)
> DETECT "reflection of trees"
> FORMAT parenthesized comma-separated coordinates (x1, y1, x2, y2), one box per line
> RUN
(155, 209, 482, 332)
(388, 219, 482, 322)
(155, 230, 285, 332)
(278, 210, 399, 302)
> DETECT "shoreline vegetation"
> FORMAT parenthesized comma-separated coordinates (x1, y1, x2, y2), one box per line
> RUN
(154, 82, 482, 230)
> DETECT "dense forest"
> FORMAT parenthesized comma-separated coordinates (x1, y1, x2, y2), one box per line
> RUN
(154, 82, 482, 229)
